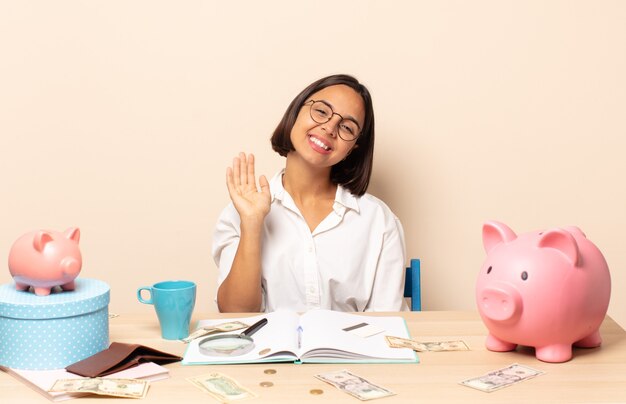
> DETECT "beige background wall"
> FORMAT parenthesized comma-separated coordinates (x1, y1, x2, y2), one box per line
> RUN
(1, 1, 625, 328)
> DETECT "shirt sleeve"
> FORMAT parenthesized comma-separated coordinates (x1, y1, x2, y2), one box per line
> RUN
(212, 203, 241, 288)
(365, 212, 409, 312)
(211, 203, 267, 312)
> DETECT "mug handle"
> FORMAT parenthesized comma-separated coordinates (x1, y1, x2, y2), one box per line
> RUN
(137, 287, 153, 304)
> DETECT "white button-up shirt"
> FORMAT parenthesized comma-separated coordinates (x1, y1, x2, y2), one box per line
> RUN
(213, 170, 408, 312)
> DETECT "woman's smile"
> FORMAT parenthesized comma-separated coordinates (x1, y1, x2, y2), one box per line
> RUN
(308, 134, 332, 153)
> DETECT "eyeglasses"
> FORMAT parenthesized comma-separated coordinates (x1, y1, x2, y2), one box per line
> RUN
(305, 100, 361, 141)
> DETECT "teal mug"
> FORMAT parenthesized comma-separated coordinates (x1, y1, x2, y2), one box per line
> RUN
(137, 280, 196, 340)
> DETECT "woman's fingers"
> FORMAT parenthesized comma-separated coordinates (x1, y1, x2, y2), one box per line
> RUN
(227, 152, 266, 196)
(232, 152, 251, 189)
(232, 156, 241, 188)
(247, 153, 256, 186)
(238, 152, 248, 186)
(226, 166, 236, 195)
(259, 174, 270, 196)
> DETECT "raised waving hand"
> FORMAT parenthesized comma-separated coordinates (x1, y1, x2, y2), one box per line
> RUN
(226, 152, 271, 224)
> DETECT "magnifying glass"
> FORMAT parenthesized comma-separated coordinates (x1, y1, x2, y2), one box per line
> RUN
(198, 318, 268, 357)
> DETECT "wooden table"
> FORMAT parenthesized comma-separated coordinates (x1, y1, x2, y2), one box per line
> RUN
(1, 311, 625, 403)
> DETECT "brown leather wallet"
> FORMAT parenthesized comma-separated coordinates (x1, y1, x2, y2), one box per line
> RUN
(66, 342, 182, 377)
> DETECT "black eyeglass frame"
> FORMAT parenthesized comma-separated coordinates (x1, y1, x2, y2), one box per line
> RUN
(304, 100, 362, 142)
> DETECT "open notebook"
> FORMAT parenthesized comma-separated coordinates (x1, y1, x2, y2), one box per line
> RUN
(182, 309, 418, 365)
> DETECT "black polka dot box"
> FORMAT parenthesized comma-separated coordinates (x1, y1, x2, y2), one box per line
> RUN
(0, 278, 109, 370)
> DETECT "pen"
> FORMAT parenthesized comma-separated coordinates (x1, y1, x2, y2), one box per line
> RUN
(297, 326, 303, 349)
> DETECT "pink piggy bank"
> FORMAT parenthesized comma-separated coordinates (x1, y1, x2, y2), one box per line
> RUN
(8, 228, 82, 296)
(476, 221, 611, 363)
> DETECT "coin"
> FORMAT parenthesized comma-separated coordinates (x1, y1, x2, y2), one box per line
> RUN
(264, 369, 277, 374)
(310, 389, 324, 395)
(258, 348, 271, 355)
(260, 381, 274, 387)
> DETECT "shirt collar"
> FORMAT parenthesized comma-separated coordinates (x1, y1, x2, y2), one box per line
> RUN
(269, 169, 286, 203)
(269, 169, 360, 214)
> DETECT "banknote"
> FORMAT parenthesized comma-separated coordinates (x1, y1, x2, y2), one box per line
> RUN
(188, 372, 257, 402)
(385, 335, 423, 350)
(182, 321, 249, 343)
(385, 335, 469, 351)
(49, 378, 149, 398)
(459, 363, 544, 392)
(315, 369, 395, 401)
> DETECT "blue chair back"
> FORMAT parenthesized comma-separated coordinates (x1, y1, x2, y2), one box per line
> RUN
(404, 258, 421, 311)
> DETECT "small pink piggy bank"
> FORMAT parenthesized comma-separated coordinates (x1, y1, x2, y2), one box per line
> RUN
(8, 228, 82, 296)
(477, 221, 611, 363)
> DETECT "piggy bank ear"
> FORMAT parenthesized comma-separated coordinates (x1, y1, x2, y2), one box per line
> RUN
(64, 227, 81, 243)
(483, 221, 517, 253)
(563, 226, 586, 238)
(538, 229, 580, 267)
(33, 231, 54, 253)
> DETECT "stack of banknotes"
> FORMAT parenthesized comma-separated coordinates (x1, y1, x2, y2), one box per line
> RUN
(49, 378, 149, 398)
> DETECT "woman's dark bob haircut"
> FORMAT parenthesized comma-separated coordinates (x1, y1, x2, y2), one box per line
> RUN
(270, 74, 375, 196)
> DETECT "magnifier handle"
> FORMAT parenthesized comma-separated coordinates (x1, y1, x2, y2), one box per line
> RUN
(243, 318, 268, 337)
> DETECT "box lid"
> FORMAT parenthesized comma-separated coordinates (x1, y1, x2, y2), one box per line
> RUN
(0, 278, 109, 320)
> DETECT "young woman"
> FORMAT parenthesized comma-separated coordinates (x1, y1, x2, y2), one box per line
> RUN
(213, 74, 407, 313)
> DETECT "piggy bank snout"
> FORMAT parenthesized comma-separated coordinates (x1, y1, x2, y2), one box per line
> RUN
(61, 257, 81, 276)
(479, 284, 523, 322)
